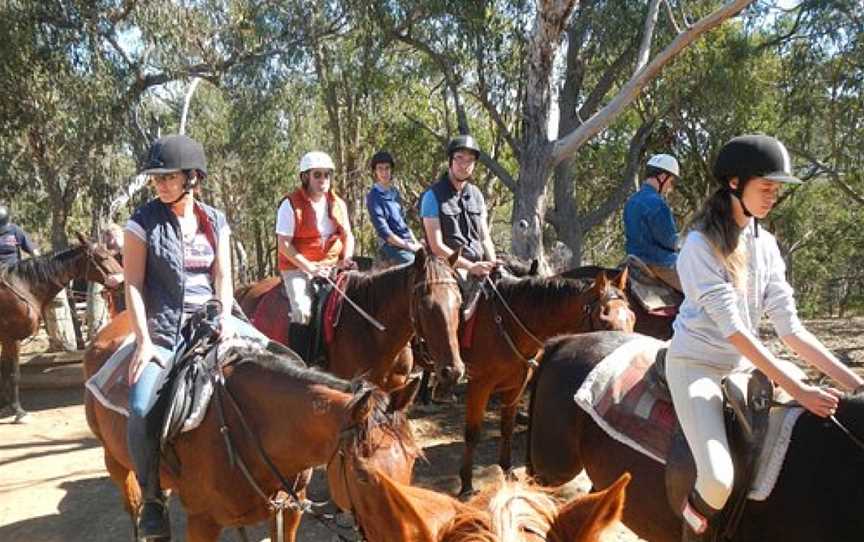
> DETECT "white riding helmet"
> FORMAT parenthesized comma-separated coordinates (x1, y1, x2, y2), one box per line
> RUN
(299, 151, 335, 173)
(646, 154, 680, 178)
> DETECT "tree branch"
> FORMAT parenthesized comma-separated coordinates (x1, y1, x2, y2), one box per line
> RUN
(553, 0, 755, 165)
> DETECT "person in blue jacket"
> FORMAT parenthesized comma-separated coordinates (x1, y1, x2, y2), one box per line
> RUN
(0, 204, 39, 267)
(365, 150, 421, 267)
(623, 153, 682, 291)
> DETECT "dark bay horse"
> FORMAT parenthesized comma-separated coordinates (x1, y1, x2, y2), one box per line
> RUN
(237, 248, 464, 392)
(327, 424, 630, 542)
(560, 266, 676, 340)
(84, 312, 421, 541)
(458, 270, 635, 495)
(528, 331, 864, 542)
(0, 233, 122, 422)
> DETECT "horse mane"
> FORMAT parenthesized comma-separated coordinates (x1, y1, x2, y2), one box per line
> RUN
(345, 253, 456, 308)
(227, 343, 352, 393)
(343, 380, 422, 461)
(494, 275, 591, 312)
(0, 245, 83, 285)
(560, 265, 617, 281)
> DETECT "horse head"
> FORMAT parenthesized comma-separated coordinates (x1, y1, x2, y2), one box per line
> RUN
(74, 231, 124, 288)
(587, 268, 635, 333)
(545, 472, 630, 542)
(410, 248, 465, 393)
(326, 378, 422, 514)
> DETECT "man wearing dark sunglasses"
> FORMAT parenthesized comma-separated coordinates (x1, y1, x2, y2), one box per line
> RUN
(275, 151, 355, 357)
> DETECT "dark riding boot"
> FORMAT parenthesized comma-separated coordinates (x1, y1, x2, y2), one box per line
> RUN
(681, 492, 718, 542)
(138, 451, 171, 540)
(288, 323, 311, 362)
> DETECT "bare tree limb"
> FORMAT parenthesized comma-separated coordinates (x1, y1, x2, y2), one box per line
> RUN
(553, 0, 755, 165)
(663, 0, 683, 33)
(634, 0, 662, 76)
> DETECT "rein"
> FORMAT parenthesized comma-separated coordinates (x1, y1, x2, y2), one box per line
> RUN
(212, 371, 350, 542)
(769, 396, 864, 453)
(484, 276, 544, 408)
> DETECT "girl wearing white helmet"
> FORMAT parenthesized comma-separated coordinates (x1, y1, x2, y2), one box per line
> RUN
(667, 135, 863, 541)
(275, 151, 355, 359)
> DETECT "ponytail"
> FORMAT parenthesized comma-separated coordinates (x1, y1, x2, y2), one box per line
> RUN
(690, 187, 748, 290)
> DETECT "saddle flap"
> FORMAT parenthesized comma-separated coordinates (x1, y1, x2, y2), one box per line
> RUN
(624, 256, 682, 312)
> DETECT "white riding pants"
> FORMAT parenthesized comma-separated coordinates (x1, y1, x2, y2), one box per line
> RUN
(281, 269, 313, 325)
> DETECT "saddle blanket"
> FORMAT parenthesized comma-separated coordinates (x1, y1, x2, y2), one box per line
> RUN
(85, 334, 266, 432)
(573, 335, 804, 501)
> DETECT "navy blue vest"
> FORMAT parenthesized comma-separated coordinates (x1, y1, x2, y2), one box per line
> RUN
(429, 174, 486, 262)
(129, 199, 226, 349)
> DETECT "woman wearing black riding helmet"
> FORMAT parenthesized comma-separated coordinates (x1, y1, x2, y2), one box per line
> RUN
(123, 134, 267, 539)
(666, 135, 863, 541)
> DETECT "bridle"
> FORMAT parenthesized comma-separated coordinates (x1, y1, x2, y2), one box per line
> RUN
(582, 285, 630, 332)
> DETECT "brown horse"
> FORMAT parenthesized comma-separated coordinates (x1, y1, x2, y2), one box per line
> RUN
(458, 270, 634, 495)
(84, 313, 421, 542)
(327, 426, 631, 542)
(0, 233, 122, 422)
(237, 248, 464, 392)
(528, 331, 864, 542)
(559, 266, 675, 340)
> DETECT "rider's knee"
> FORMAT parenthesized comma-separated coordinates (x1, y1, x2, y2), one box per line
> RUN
(695, 465, 734, 510)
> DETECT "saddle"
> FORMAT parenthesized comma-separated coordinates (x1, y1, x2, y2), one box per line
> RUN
(623, 255, 683, 315)
(659, 353, 774, 540)
(249, 276, 339, 364)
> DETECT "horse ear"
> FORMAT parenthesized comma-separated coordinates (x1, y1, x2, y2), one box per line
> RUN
(552, 472, 629, 541)
(413, 246, 427, 269)
(447, 247, 462, 269)
(613, 267, 628, 290)
(529, 259, 539, 276)
(593, 270, 610, 291)
(351, 390, 377, 425)
(75, 231, 90, 247)
(388, 377, 421, 413)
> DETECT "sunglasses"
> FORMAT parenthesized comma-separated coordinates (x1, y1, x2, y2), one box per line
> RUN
(311, 170, 333, 180)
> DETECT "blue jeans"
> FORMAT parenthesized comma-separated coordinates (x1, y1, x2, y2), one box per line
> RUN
(379, 243, 415, 266)
(127, 315, 267, 487)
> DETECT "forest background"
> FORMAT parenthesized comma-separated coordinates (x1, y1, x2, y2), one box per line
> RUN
(1, 0, 861, 317)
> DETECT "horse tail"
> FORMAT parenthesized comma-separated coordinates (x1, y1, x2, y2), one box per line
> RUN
(526, 336, 571, 475)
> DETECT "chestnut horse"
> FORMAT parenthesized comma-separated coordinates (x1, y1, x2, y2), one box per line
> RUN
(326, 423, 631, 542)
(0, 233, 122, 422)
(237, 248, 464, 392)
(84, 312, 421, 542)
(528, 331, 864, 542)
(559, 266, 676, 340)
(458, 270, 635, 495)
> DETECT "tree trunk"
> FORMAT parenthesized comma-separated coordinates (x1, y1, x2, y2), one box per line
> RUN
(511, 147, 552, 262)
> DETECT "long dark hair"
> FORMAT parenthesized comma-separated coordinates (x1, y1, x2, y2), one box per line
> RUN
(689, 183, 748, 290)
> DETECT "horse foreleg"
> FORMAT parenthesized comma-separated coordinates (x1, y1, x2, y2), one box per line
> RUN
(187, 513, 222, 542)
(459, 381, 493, 496)
(0, 340, 27, 423)
(498, 386, 522, 477)
(269, 506, 303, 542)
(104, 450, 141, 540)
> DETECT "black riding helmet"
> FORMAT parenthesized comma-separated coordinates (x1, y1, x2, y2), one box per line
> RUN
(141, 134, 208, 179)
(713, 135, 802, 189)
(0, 205, 8, 228)
(370, 150, 395, 170)
(713, 134, 802, 229)
(447, 134, 481, 159)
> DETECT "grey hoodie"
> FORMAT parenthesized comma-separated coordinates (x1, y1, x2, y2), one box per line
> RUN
(669, 221, 803, 367)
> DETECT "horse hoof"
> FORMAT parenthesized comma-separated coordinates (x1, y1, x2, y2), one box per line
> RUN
(13, 411, 31, 424)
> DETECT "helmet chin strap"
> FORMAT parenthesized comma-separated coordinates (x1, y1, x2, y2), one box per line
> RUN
(728, 186, 759, 237)
(166, 173, 195, 206)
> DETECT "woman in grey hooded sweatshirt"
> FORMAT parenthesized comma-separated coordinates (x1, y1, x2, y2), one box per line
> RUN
(666, 134, 863, 541)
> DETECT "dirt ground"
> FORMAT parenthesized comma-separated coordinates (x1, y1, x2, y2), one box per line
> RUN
(2, 318, 863, 541)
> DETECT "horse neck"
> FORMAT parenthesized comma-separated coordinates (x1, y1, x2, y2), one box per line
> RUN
(348, 464, 462, 542)
(26, 251, 84, 308)
(494, 280, 590, 340)
(227, 369, 350, 472)
(349, 267, 415, 354)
